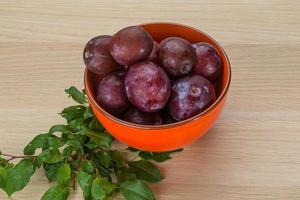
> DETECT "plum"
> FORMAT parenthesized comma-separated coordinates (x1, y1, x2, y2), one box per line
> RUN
(125, 61, 171, 112)
(147, 41, 159, 62)
(169, 74, 216, 121)
(110, 26, 153, 66)
(97, 71, 130, 115)
(124, 108, 162, 125)
(193, 42, 222, 82)
(158, 37, 196, 77)
(83, 35, 120, 75)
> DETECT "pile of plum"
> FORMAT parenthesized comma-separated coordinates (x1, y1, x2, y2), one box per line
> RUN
(83, 26, 222, 125)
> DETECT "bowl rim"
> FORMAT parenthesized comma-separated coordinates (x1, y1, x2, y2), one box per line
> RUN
(84, 22, 231, 130)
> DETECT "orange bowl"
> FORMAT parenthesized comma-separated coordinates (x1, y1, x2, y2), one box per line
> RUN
(84, 22, 231, 152)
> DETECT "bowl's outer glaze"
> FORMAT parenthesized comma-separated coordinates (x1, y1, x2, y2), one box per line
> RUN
(85, 22, 231, 152)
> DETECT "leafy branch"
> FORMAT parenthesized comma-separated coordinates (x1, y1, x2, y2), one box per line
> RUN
(0, 86, 182, 200)
(0, 153, 36, 162)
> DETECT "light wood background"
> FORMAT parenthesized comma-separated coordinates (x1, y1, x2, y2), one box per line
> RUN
(0, 0, 300, 199)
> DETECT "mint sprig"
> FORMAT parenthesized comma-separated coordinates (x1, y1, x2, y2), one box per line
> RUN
(0, 86, 183, 200)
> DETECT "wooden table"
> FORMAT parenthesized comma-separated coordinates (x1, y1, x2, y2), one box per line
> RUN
(0, 0, 299, 199)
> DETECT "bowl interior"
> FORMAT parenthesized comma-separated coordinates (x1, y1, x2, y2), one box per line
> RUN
(85, 22, 231, 128)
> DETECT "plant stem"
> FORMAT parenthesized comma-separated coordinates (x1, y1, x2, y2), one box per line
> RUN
(95, 167, 99, 176)
(129, 155, 139, 162)
(1, 153, 36, 161)
(71, 170, 76, 190)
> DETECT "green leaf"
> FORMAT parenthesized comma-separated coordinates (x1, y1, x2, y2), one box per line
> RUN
(117, 168, 137, 184)
(138, 149, 183, 163)
(110, 150, 124, 168)
(62, 146, 73, 160)
(41, 184, 69, 200)
(65, 86, 88, 104)
(61, 133, 69, 141)
(77, 171, 95, 200)
(68, 117, 86, 132)
(91, 177, 116, 200)
(75, 134, 87, 145)
(49, 125, 70, 135)
(151, 149, 183, 162)
(37, 148, 62, 166)
(67, 139, 84, 155)
(81, 160, 94, 174)
(89, 156, 111, 178)
(127, 147, 140, 152)
(81, 129, 113, 148)
(98, 165, 111, 179)
(0, 166, 7, 190)
(43, 162, 62, 182)
(85, 141, 99, 150)
(97, 151, 112, 168)
(4, 159, 36, 197)
(60, 105, 86, 122)
(129, 160, 162, 183)
(67, 138, 83, 149)
(120, 179, 155, 200)
(139, 152, 153, 160)
(57, 164, 71, 186)
(23, 133, 49, 155)
(83, 107, 94, 119)
(47, 136, 66, 149)
(70, 156, 82, 170)
(0, 157, 9, 168)
(88, 118, 104, 131)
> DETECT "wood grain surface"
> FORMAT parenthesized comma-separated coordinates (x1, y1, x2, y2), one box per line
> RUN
(0, 0, 300, 199)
